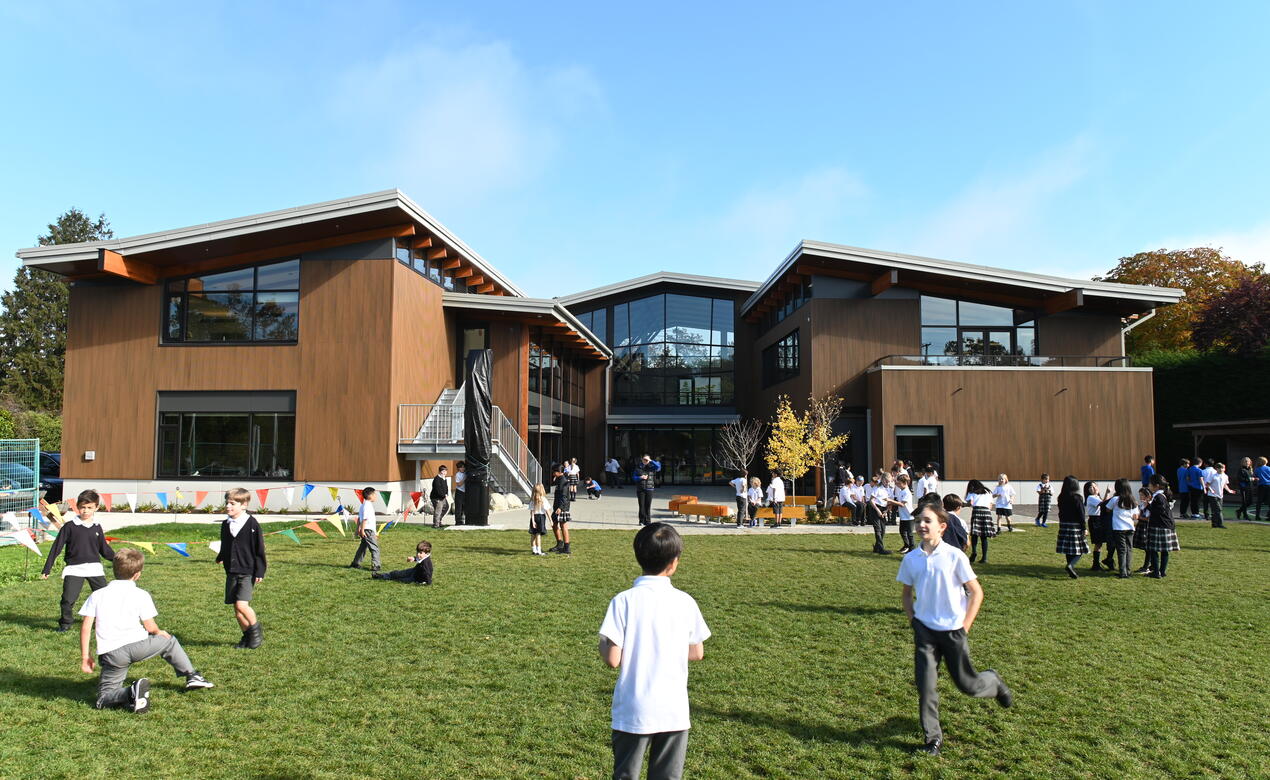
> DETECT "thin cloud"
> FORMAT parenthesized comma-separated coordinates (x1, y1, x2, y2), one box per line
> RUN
(329, 38, 602, 206)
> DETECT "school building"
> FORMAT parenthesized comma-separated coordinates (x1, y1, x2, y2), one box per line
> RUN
(17, 190, 1183, 508)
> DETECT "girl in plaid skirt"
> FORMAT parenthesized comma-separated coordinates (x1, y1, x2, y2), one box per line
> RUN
(964, 480, 996, 564)
(1056, 476, 1088, 578)
(1034, 474, 1052, 527)
(1145, 474, 1179, 578)
(1133, 486, 1152, 574)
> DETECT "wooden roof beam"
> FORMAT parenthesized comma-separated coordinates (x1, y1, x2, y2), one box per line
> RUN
(870, 269, 898, 297)
(452, 266, 475, 279)
(413, 236, 433, 250)
(1042, 288, 1084, 316)
(474, 282, 495, 293)
(99, 249, 158, 285)
(427, 247, 447, 261)
(441, 258, 462, 270)
(162, 223, 415, 279)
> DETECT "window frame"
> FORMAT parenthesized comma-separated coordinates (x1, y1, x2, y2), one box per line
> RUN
(761, 328, 800, 388)
(161, 258, 300, 346)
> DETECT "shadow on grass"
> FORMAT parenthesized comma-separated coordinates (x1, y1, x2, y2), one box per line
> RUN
(969, 563, 1069, 579)
(698, 706, 918, 749)
(759, 602, 900, 617)
(449, 546, 522, 556)
(0, 667, 96, 703)
(0, 611, 58, 630)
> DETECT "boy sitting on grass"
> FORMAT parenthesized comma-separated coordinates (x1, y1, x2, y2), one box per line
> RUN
(372, 540, 433, 585)
(79, 548, 213, 713)
(599, 523, 710, 780)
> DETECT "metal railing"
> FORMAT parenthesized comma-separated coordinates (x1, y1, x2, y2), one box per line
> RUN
(491, 406, 541, 495)
(871, 354, 1133, 369)
(397, 404, 464, 446)
(397, 401, 540, 498)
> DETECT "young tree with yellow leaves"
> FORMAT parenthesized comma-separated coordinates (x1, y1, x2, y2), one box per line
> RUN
(765, 396, 811, 504)
(806, 393, 850, 504)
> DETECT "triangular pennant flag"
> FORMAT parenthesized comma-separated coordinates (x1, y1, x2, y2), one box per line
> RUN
(30, 505, 45, 526)
(301, 521, 326, 538)
(8, 529, 42, 554)
(156, 493, 169, 510)
(44, 527, 59, 538)
(410, 491, 422, 508)
(208, 540, 222, 555)
(255, 488, 270, 508)
(326, 514, 346, 536)
(105, 536, 120, 542)
(194, 491, 208, 507)
(166, 542, 190, 558)
(354, 488, 364, 502)
(283, 487, 295, 506)
(328, 486, 340, 502)
(279, 528, 301, 544)
(303, 483, 315, 500)
(175, 489, 185, 503)
(382, 518, 395, 532)
(335, 504, 345, 516)
(102, 494, 113, 512)
(380, 490, 392, 507)
(134, 541, 154, 554)
(126, 493, 137, 512)
(41, 500, 63, 524)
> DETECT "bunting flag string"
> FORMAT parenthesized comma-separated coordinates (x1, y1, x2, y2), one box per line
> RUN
(410, 491, 422, 509)
(283, 487, 295, 506)
(59, 481, 423, 517)
(301, 521, 326, 538)
(156, 493, 169, 510)
(194, 491, 208, 507)
(102, 494, 113, 512)
(40, 500, 63, 526)
(279, 529, 301, 544)
(175, 489, 185, 504)
(30, 505, 46, 528)
(255, 488, 270, 507)
(326, 514, 345, 536)
(354, 488, 365, 503)
(4, 528, 42, 554)
(126, 493, 138, 513)
(166, 543, 190, 558)
(328, 487, 340, 503)
(302, 483, 315, 500)
(380, 490, 392, 507)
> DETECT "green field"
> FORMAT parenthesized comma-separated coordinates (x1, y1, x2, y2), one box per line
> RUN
(2, 522, 1268, 779)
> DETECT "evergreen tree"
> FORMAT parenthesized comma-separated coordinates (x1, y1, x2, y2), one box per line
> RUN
(0, 209, 112, 412)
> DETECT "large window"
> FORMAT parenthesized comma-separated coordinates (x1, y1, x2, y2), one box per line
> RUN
(164, 259, 299, 343)
(895, 425, 943, 476)
(607, 293, 735, 407)
(762, 329, 800, 387)
(609, 425, 727, 485)
(155, 392, 295, 478)
(528, 340, 586, 469)
(919, 296, 1037, 365)
(758, 277, 811, 334)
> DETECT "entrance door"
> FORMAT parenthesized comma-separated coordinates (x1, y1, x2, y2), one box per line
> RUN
(459, 325, 489, 380)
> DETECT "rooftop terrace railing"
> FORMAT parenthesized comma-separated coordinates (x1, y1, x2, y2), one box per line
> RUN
(871, 354, 1133, 369)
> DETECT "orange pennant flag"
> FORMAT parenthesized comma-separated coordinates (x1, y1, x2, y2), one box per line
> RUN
(194, 491, 208, 507)
(102, 493, 113, 512)
(256, 488, 270, 507)
(302, 521, 327, 538)
(354, 488, 364, 502)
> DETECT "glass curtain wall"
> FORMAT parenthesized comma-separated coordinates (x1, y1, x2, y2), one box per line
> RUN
(527, 338, 586, 472)
(609, 426, 726, 485)
(580, 293, 734, 408)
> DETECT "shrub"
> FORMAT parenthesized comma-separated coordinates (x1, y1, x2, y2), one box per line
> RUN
(0, 409, 14, 440)
(15, 411, 61, 451)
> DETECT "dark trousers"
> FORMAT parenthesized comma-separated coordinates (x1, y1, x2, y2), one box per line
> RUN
(1175, 493, 1188, 517)
(606, 471, 618, 488)
(1236, 486, 1252, 518)
(912, 618, 1004, 744)
(1203, 495, 1224, 526)
(1146, 549, 1171, 575)
(1188, 491, 1201, 516)
(637, 490, 654, 525)
(970, 534, 989, 561)
(867, 503, 886, 552)
(612, 729, 688, 780)
(1256, 485, 1270, 519)
(899, 519, 914, 549)
(381, 568, 419, 583)
(454, 490, 466, 524)
(60, 575, 107, 629)
(734, 496, 747, 525)
(1111, 530, 1133, 576)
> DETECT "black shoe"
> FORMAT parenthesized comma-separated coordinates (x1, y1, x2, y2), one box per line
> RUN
(1148, 572, 1163, 579)
(1134, 565, 1151, 574)
(234, 630, 249, 649)
(130, 678, 151, 713)
(993, 678, 1014, 708)
(1102, 556, 1115, 569)
(1117, 574, 1130, 579)
(1091, 561, 1102, 571)
(560, 544, 571, 555)
(56, 625, 70, 633)
(917, 739, 941, 756)
(347, 564, 361, 570)
(244, 622, 263, 650)
(877, 549, 892, 555)
(979, 558, 988, 565)
(968, 554, 977, 563)
(1065, 564, 1078, 579)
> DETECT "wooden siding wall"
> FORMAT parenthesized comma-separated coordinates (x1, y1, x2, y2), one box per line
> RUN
(63, 259, 396, 482)
(745, 307, 813, 421)
(389, 263, 459, 481)
(489, 320, 526, 434)
(583, 363, 606, 478)
(1037, 311, 1123, 357)
(868, 368, 1155, 480)
(809, 298, 921, 406)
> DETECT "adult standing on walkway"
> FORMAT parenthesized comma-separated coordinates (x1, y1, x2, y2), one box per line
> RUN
(430, 466, 450, 529)
(605, 457, 621, 489)
(453, 462, 467, 526)
(636, 455, 660, 526)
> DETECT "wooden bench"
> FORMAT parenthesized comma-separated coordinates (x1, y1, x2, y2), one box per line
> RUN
(829, 505, 855, 522)
(677, 503, 731, 523)
(755, 506, 807, 524)
(788, 495, 818, 506)
(667, 496, 698, 515)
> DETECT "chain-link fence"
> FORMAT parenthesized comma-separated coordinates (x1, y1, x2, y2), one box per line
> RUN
(0, 439, 40, 524)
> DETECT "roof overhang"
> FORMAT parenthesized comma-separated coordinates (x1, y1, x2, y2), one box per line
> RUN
(442, 291, 611, 360)
(741, 240, 1185, 322)
(557, 271, 759, 308)
(15, 190, 526, 297)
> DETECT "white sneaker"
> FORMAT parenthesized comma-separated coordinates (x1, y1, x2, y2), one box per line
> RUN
(185, 673, 215, 690)
(131, 678, 151, 713)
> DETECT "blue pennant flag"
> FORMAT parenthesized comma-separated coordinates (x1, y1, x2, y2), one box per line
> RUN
(302, 483, 316, 499)
(166, 543, 190, 558)
(335, 503, 345, 515)
(31, 505, 45, 525)
(156, 493, 169, 510)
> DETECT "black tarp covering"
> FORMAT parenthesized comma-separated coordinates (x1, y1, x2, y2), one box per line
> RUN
(463, 348, 493, 526)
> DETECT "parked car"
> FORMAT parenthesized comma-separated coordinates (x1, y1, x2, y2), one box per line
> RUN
(40, 451, 62, 503)
(0, 462, 37, 493)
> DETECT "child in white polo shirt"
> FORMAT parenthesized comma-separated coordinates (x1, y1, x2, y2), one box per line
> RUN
(79, 548, 213, 712)
(599, 522, 710, 780)
(898, 504, 1013, 756)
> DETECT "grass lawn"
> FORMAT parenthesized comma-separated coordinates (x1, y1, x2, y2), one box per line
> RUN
(2, 521, 1268, 779)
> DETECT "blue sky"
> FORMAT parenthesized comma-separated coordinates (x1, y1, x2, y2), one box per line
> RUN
(3, 1, 1269, 296)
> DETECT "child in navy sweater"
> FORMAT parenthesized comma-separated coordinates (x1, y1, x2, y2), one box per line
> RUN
(214, 488, 267, 649)
(41, 489, 115, 632)
(372, 540, 434, 585)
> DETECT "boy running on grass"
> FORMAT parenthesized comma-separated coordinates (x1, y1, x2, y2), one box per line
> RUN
(215, 487, 266, 649)
(898, 504, 1013, 756)
(79, 548, 213, 712)
(599, 523, 710, 780)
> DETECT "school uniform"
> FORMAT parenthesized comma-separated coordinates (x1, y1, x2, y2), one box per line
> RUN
(1085, 495, 1109, 547)
(553, 475, 572, 524)
(1107, 497, 1139, 577)
(1132, 501, 1150, 551)
(529, 497, 549, 537)
(766, 477, 786, 524)
(1145, 490, 1179, 577)
(217, 513, 267, 604)
(1034, 482, 1053, 525)
(894, 486, 915, 551)
(1202, 471, 1228, 527)
(377, 554, 433, 585)
(635, 460, 659, 525)
(730, 476, 748, 527)
(991, 484, 1015, 530)
(42, 518, 115, 630)
(966, 493, 996, 537)
(867, 485, 890, 553)
(1235, 465, 1254, 519)
(916, 475, 940, 501)
(746, 486, 762, 526)
(430, 474, 450, 528)
(943, 511, 969, 550)
(1055, 493, 1089, 558)
(350, 499, 381, 570)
